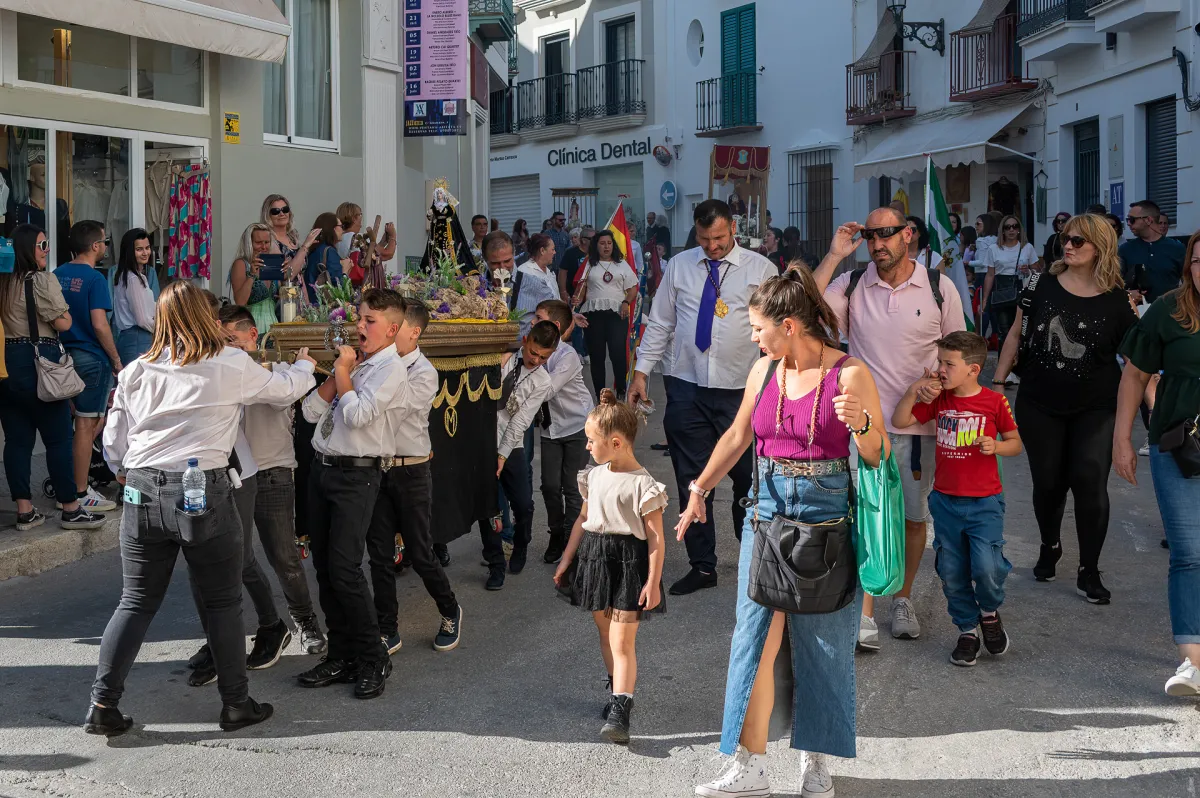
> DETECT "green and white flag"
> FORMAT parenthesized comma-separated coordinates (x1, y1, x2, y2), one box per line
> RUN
(925, 156, 975, 331)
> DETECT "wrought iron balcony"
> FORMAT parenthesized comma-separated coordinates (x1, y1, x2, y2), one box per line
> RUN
(846, 50, 916, 126)
(696, 71, 761, 137)
(950, 13, 1038, 102)
(469, 0, 515, 49)
(1017, 0, 1091, 39)
(515, 73, 576, 131)
(576, 60, 646, 121)
(490, 87, 514, 135)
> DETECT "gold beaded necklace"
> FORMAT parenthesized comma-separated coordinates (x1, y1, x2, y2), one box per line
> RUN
(775, 348, 826, 450)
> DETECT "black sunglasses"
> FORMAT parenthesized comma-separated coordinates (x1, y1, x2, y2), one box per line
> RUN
(1002, 223, 1020, 231)
(269, 206, 291, 216)
(1061, 234, 1088, 248)
(1126, 215, 1152, 224)
(861, 225, 906, 241)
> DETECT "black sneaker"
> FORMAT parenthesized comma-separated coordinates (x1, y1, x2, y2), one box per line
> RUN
(354, 657, 392, 700)
(295, 615, 327, 655)
(434, 542, 451, 567)
(542, 534, 566, 564)
(979, 613, 1010, 656)
(83, 703, 133, 737)
(1033, 543, 1063, 582)
(16, 509, 46, 531)
(669, 567, 718, 595)
(60, 507, 105, 530)
(950, 633, 980, 667)
(382, 633, 403, 655)
(297, 657, 357, 688)
(188, 661, 217, 687)
(508, 546, 528, 574)
(219, 698, 273, 732)
(485, 567, 505, 591)
(600, 694, 633, 745)
(433, 606, 462, 652)
(1076, 568, 1111, 605)
(246, 620, 292, 670)
(187, 644, 211, 670)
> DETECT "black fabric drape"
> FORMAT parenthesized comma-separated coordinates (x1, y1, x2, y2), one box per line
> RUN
(429, 363, 500, 543)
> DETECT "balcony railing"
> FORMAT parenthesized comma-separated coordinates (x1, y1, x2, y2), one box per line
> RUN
(490, 87, 514, 135)
(846, 50, 916, 126)
(469, 0, 516, 48)
(577, 59, 646, 120)
(950, 13, 1038, 102)
(1017, 0, 1091, 39)
(696, 71, 759, 134)
(515, 73, 576, 130)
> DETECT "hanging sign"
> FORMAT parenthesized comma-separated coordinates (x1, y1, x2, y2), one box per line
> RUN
(1109, 181, 1125, 220)
(223, 112, 240, 144)
(403, 0, 469, 137)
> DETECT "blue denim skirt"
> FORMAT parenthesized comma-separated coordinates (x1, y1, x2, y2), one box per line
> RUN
(719, 459, 861, 759)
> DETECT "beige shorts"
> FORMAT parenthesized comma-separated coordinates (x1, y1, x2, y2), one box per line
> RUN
(887, 433, 935, 523)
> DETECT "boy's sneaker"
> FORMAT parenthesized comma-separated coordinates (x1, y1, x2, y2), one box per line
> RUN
(433, 605, 462, 652)
(58, 487, 116, 513)
(856, 615, 881, 652)
(600, 694, 633, 745)
(295, 615, 327, 655)
(508, 545, 528, 574)
(800, 751, 834, 797)
(542, 533, 566, 564)
(60, 507, 105, 530)
(695, 745, 770, 797)
(187, 644, 211, 670)
(433, 543, 451, 567)
(890, 598, 921, 639)
(246, 620, 291, 670)
(1165, 658, 1200, 697)
(979, 613, 1010, 656)
(950, 633, 980, 667)
(1033, 542, 1063, 582)
(16, 510, 46, 531)
(382, 633, 403, 656)
(1076, 567, 1111, 605)
(485, 567, 505, 591)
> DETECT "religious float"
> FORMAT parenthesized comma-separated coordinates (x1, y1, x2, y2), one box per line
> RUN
(257, 181, 516, 546)
(709, 144, 771, 249)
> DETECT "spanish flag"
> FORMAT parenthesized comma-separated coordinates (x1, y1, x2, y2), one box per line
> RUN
(606, 201, 637, 276)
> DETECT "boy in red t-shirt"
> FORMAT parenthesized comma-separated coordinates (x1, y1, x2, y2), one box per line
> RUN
(893, 332, 1023, 668)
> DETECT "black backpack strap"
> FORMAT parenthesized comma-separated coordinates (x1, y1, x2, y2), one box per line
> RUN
(843, 268, 866, 346)
(927, 268, 944, 309)
(508, 268, 526, 311)
(24, 273, 39, 343)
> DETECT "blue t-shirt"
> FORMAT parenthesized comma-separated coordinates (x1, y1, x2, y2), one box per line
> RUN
(56, 262, 112, 362)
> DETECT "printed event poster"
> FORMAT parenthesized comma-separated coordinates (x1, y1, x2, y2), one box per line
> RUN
(403, 0, 469, 137)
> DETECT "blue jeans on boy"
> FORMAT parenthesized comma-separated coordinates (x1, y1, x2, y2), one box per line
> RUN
(929, 491, 1011, 633)
(1149, 445, 1200, 645)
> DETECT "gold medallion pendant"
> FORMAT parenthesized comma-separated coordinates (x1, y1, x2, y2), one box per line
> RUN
(714, 298, 730, 318)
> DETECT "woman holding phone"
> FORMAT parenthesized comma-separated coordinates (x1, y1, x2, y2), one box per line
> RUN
(230, 223, 282, 332)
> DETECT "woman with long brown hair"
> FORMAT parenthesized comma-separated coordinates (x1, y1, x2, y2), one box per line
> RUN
(1113, 229, 1200, 697)
(302, 212, 346, 302)
(994, 214, 1138, 604)
(87, 281, 318, 737)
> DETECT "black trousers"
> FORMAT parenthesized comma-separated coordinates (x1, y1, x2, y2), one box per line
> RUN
(540, 429, 590, 539)
(663, 376, 753, 571)
(1015, 399, 1115, 571)
(367, 462, 459, 633)
(584, 309, 627, 399)
(307, 459, 386, 663)
(479, 451, 534, 568)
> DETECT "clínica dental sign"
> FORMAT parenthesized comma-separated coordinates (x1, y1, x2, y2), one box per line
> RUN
(547, 136, 653, 167)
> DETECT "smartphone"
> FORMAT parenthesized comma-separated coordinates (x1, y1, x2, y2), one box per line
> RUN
(257, 253, 287, 282)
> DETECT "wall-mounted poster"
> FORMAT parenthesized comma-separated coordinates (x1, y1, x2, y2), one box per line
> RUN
(403, 0, 469, 137)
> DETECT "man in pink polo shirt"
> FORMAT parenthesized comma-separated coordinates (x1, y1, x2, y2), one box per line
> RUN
(814, 206, 966, 651)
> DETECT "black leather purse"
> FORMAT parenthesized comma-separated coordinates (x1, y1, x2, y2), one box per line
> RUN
(1158, 415, 1200, 478)
(742, 357, 858, 615)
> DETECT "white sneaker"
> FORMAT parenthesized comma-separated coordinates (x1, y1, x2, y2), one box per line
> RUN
(891, 598, 921, 640)
(1138, 443, 1151, 457)
(801, 751, 835, 797)
(856, 615, 880, 652)
(695, 746, 770, 797)
(57, 486, 117, 513)
(1165, 658, 1200, 697)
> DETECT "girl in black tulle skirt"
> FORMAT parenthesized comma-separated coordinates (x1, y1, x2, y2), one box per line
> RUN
(554, 389, 667, 745)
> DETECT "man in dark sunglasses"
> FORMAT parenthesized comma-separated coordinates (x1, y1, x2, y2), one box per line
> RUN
(1119, 199, 1184, 305)
(812, 206, 968, 650)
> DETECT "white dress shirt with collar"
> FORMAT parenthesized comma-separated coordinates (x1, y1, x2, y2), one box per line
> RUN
(635, 243, 776, 389)
(544, 339, 593, 439)
(301, 345, 406, 458)
(497, 353, 553, 459)
(388, 347, 439, 457)
(103, 346, 315, 473)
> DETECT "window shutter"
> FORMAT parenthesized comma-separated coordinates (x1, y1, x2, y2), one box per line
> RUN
(1146, 97, 1178, 224)
(737, 6, 756, 73)
(720, 8, 740, 75)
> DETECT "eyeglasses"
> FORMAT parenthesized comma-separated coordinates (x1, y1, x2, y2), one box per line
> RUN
(1126, 215, 1152, 224)
(1061, 234, 1088, 249)
(1002, 224, 1020, 231)
(35, 239, 49, 253)
(269, 206, 291, 216)
(861, 225, 906, 241)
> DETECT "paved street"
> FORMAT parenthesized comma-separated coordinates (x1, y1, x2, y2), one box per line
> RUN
(1, 375, 1198, 798)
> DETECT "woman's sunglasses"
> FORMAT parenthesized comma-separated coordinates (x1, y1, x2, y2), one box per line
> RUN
(1061, 234, 1088, 248)
(1003, 223, 1021, 231)
(269, 206, 291, 216)
(35, 239, 49, 253)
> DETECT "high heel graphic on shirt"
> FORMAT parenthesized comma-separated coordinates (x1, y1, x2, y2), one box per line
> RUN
(1045, 315, 1086, 361)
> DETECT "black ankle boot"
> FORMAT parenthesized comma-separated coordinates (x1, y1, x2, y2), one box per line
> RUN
(83, 703, 133, 737)
(600, 694, 633, 745)
(219, 698, 274, 732)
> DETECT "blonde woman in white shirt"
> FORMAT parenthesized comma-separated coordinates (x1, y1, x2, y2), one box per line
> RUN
(981, 214, 1039, 347)
(576, 230, 639, 400)
(90, 280, 317, 738)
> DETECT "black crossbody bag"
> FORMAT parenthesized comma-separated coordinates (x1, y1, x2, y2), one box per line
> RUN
(743, 358, 857, 615)
(1158, 415, 1200, 478)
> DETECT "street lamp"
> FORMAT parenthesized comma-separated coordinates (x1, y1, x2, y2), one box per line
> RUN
(887, 0, 945, 57)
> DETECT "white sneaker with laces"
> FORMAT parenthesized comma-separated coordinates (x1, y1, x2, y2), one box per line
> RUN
(891, 597, 921, 639)
(58, 486, 117, 513)
(856, 615, 880, 652)
(1138, 443, 1151, 457)
(801, 751, 835, 797)
(1165, 658, 1200, 697)
(695, 746, 770, 797)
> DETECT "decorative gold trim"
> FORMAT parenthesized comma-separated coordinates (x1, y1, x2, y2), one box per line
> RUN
(432, 372, 503, 409)
(428, 353, 505, 370)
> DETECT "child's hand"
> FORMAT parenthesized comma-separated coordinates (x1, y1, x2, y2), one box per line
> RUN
(914, 368, 943, 403)
(553, 558, 572, 587)
(639, 580, 661, 611)
(977, 435, 997, 455)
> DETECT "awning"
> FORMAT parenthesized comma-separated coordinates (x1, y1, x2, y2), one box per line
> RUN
(853, 100, 1036, 181)
(958, 0, 1012, 34)
(0, 0, 290, 62)
(853, 9, 896, 69)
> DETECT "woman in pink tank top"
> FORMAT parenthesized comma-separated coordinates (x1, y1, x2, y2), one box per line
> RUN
(678, 267, 890, 797)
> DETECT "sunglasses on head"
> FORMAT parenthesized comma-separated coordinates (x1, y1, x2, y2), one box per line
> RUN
(861, 225, 906, 241)
(269, 206, 291, 216)
(35, 239, 49, 252)
(1061, 234, 1088, 248)
(1003, 223, 1020, 231)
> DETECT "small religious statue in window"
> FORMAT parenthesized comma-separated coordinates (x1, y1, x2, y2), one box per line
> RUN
(420, 178, 478, 276)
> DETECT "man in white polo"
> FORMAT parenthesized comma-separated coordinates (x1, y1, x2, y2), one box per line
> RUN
(813, 206, 966, 649)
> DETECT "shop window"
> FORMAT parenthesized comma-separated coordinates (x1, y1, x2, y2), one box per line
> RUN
(137, 40, 203, 107)
(56, 133, 131, 269)
(264, 0, 337, 147)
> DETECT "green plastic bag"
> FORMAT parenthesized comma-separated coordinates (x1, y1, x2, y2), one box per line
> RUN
(855, 451, 906, 597)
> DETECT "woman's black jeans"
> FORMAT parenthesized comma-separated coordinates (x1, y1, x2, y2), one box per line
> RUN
(584, 309, 627, 399)
(92, 468, 249, 709)
(0, 340, 76, 502)
(991, 301, 1017, 349)
(1015, 398, 1115, 571)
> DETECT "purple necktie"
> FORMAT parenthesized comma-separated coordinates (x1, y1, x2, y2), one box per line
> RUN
(695, 259, 721, 352)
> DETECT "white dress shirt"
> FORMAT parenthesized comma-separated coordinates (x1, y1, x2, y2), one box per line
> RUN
(301, 345, 406, 458)
(103, 347, 316, 472)
(244, 362, 301, 471)
(514, 262, 561, 336)
(635, 244, 776, 389)
(387, 347, 439, 457)
(544, 339, 593, 439)
(497, 353, 553, 460)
